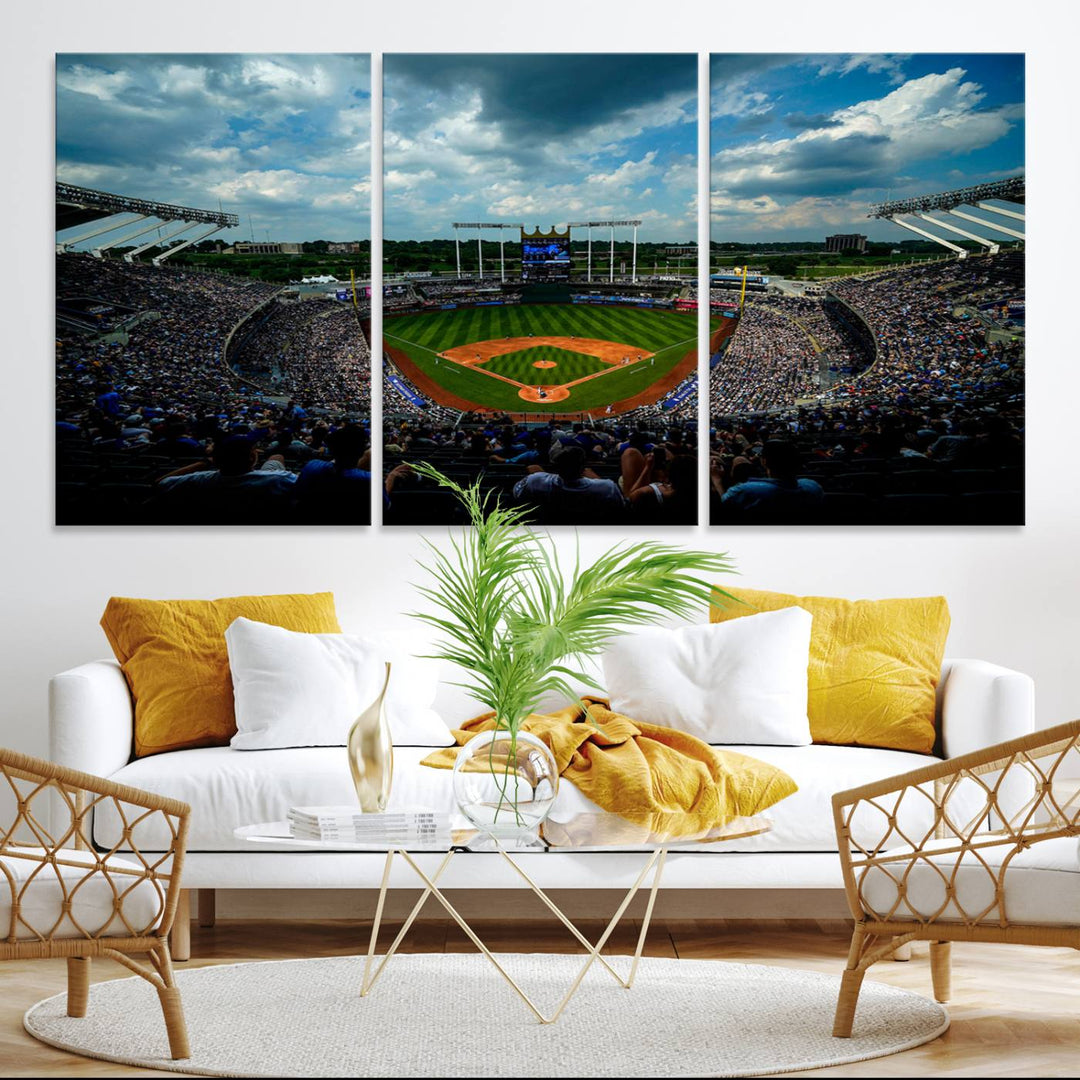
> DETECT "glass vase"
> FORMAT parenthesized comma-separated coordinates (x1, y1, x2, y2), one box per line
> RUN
(452, 728, 558, 840)
(347, 662, 393, 812)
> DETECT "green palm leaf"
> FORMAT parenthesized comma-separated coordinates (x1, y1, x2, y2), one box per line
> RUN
(408, 462, 738, 735)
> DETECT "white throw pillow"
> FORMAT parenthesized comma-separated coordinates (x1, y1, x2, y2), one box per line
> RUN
(225, 617, 454, 749)
(601, 608, 813, 745)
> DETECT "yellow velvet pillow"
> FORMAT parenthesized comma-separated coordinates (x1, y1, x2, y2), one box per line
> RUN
(710, 588, 949, 753)
(101, 593, 342, 758)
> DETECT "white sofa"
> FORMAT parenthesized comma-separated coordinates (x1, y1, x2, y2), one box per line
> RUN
(49, 657, 1033, 955)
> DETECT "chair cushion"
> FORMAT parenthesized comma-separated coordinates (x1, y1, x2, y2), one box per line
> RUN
(98, 742, 951, 853)
(0, 848, 164, 940)
(860, 836, 1080, 925)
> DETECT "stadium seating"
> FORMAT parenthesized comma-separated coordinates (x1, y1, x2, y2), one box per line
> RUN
(711, 253, 1024, 525)
(55, 254, 372, 526)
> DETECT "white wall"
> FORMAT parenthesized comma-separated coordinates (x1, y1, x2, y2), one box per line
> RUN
(2, 5, 1079, 770)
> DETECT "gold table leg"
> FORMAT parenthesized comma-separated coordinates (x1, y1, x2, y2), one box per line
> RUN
(360, 844, 670, 1023)
(362, 849, 455, 995)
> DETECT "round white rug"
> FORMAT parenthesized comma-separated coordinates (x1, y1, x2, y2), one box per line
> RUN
(24, 953, 948, 1077)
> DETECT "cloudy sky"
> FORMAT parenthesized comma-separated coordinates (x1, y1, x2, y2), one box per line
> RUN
(710, 54, 1024, 242)
(56, 54, 370, 244)
(384, 54, 697, 242)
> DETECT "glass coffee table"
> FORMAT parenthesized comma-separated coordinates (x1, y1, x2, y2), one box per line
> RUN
(236, 810, 770, 1024)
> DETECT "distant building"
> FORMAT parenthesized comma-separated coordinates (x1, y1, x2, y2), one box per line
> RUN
(825, 233, 868, 254)
(226, 241, 303, 255)
(327, 241, 362, 254)
(665, 245, 696, 256)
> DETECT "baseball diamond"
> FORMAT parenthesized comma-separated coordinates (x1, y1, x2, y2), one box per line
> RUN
(384, 303, 709, 416)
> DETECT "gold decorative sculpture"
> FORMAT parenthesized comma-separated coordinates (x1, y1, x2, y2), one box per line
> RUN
(347, 662, 393, 812)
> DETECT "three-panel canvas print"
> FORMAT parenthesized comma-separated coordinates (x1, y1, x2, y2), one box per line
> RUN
(55, 53, 1024, 527)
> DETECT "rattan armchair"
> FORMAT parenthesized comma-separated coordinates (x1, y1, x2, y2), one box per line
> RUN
(831, 718, 1080, 1038)
(0, 747, 191, 1059)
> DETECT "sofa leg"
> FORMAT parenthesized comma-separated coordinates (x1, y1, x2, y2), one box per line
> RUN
(930, 940, 952, 1002)
(198, 888, 216, 928)
(892, 938, 913, 961)
(172, 889, 191, 962)
(66, 957, 91, 1017)
(832, 967, 865, 1038)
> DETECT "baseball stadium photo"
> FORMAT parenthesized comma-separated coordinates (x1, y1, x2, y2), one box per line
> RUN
(707, 54, 1024, 526)
(55, 55, 374, 526)
(382, 54, 701, 526)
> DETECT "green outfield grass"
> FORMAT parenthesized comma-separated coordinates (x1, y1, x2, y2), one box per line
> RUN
(481, 346, 611, 384)
(384, 303, 712, 413)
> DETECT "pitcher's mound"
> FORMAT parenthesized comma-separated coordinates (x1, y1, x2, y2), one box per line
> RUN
(519, 386, 570, 404)
(533, 360, 558, 369)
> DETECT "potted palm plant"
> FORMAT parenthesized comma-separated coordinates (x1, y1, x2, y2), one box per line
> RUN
(410, 463, 737, 838)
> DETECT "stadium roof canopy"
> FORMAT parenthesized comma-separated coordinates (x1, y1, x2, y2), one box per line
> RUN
(56, 182, 239, 265)
(868, 176, 1024, 258)
(869, 177, 1025, 218)
(57, 183, 238, 232)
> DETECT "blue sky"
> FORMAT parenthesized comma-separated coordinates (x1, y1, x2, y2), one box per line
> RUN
(710, 54, 1024, 242)
(56, 54, 371, 244)
(384, 54, 697, 242)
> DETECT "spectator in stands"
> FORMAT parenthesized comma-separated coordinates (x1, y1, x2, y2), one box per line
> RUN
(715, 439, 824, 523)
(622, 448, 698, 525)
(513, 445, 625, 525)
(152, 435, 297, 524)
(927, 417, 980, 466)
(294, 423, 372, 525)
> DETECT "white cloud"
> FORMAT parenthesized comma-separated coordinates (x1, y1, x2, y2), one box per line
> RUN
(57, 64, 134, 102)
(816, 54, 910, 86)
(712, 68, 1022, 203)
(584, 152, 658, 190)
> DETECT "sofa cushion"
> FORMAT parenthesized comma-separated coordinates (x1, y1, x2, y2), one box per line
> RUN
(98, 742, 960, 854)
(602, 608, 813, 745)
(860, 836, 1080, 926)
(100, 592, 342, 758)
(0, 848, 164, 940)
(710, 588, 950, 753)
(225, 617, 453, 749)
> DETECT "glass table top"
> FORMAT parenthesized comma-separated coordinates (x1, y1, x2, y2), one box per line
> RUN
(234, 812, 770, 853)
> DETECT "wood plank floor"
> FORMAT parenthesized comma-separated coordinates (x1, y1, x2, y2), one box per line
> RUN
(3, 919, 1078, 1077)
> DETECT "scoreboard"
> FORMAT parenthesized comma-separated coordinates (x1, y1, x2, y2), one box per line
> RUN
(521, 227, 571, 282)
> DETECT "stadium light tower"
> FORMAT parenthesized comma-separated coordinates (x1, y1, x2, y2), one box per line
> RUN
(452, 223, 524, 282)
(568, 221, 642, 284)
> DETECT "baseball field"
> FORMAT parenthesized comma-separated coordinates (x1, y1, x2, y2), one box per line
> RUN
(384, 303, 712, 415)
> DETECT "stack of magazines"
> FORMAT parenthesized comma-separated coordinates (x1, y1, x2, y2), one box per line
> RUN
(287, 806, 452, 845)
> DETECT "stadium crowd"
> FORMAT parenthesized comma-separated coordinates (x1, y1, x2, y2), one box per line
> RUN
(232, 299, 371, 413)
(709, 253, 1025, 524)
(710, 301, 822, 413)
(383, 414, 699, 526)
(55, 254, 371, 524)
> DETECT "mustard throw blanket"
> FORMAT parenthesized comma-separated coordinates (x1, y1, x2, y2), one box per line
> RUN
(422, 699, 797, 833)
